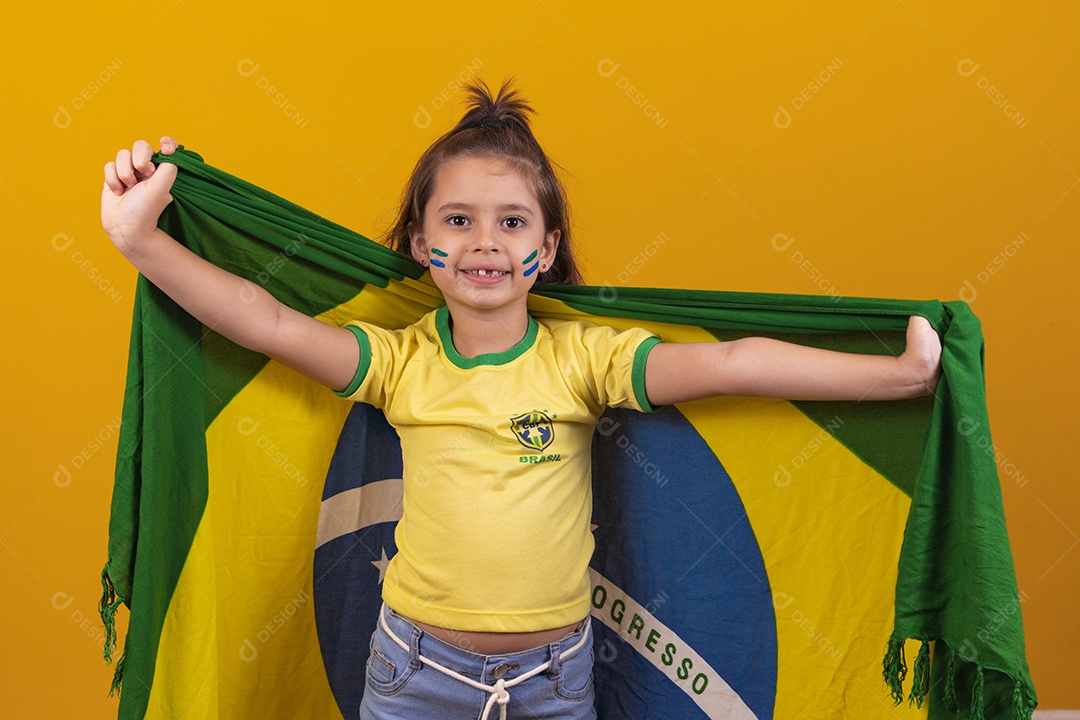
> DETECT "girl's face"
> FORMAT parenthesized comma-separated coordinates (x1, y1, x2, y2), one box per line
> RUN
(410, 155, 560, 317)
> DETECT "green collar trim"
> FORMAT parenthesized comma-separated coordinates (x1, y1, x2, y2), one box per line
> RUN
(435, 305, 539, 369)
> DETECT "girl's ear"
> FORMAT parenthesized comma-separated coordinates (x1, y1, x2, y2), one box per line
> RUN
(542, 228, 561, 267)
(408, 222, 428, 264)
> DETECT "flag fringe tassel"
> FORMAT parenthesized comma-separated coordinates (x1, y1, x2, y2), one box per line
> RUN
(971, 664, 985, 720)
(945, 646, 958, 710)
(882, 634, 1035, 720)
(1014, 679, 1033, 720)
(109, 649, 126, 697)
(99, 563, 127, 693)
(909, 639, 931, 708)
(882, 634, 907, 704)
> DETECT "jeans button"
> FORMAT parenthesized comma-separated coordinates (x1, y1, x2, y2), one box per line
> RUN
(493, 663, 514, 679)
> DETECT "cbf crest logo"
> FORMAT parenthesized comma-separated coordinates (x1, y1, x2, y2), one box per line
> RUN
(510, 411, 555, 452)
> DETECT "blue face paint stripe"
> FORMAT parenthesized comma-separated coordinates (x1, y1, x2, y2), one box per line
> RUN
(523, 261, 540, 277)
(522, 250, 538, 265)
(430, 259, 446, 268)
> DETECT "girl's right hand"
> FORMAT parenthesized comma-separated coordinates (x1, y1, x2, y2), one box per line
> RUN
(101, 136, 179, 254)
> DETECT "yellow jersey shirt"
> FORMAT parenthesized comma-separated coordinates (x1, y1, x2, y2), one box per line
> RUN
(335, 306, 661, 632)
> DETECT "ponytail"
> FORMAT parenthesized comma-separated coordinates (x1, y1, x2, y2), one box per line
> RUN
(451, 79, 535, 136)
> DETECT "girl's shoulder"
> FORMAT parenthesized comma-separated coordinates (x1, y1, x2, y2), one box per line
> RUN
(535, 316, 660, 357)
(535, 316, 653, 338)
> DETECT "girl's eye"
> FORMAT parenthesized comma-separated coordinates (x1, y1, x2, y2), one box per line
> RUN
(503, 216, 525, 229)
(447, 215, 468, 227)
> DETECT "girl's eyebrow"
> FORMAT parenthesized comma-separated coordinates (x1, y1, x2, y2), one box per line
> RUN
(437, 202, 534, 215)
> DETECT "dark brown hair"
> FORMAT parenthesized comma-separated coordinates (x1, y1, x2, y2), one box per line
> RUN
(386, 77, 582, 286)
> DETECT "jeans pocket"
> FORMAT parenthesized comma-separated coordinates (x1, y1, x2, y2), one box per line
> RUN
(554, 644, 594, 702)
(365, 626, 419, 696)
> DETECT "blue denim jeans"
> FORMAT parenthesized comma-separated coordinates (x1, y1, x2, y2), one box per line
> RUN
(360, 604, 596, 720)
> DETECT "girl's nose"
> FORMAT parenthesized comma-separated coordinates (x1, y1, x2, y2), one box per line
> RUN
(469, 224, 499, 251)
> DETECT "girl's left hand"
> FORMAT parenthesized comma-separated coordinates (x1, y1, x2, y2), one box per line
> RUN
(901, 316, 942, 396)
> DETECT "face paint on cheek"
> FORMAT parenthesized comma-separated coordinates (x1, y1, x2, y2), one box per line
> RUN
(521, 250, 540, 277)
(430, 259, 446, 268)
(430, 247, 448, 268)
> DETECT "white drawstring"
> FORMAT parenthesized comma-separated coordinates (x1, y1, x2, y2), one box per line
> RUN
(484, 677, 510, 720)
(378, 606, 591, 720)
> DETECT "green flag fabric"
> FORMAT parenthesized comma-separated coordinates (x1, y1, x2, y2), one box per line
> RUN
(100, 147, 1036, 720)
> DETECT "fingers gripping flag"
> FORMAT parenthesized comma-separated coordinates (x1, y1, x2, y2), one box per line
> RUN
(100, 148, 1036, 720)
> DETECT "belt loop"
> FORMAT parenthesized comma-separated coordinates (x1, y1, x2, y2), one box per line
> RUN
(408, 618, 422, 668)
(548, 639, 562, 679)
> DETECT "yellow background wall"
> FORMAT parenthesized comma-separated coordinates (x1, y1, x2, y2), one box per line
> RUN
(3, 1, 1076, 716)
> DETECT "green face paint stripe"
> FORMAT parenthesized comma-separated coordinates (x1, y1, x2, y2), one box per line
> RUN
(431, 248, 448, 257)
(522, 250, 538, 264)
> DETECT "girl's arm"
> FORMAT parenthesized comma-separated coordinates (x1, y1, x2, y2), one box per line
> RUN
(102, 137, 359, 392)
(643, 315, 942, 406)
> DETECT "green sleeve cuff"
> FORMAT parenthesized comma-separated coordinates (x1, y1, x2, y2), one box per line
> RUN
(334, 324, 372, 398)
(631, 336, 663, 413)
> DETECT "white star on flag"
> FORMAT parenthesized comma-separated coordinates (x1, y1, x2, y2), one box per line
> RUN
(371, 548, 391, 583)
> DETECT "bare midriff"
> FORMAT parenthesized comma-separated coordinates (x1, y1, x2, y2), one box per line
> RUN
(406, 615, 582, 655)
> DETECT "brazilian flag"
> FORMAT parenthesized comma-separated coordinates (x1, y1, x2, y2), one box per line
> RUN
(100, 148, 1036, 720)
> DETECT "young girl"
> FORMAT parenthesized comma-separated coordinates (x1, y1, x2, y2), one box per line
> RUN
(101, 79, 941, 720)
